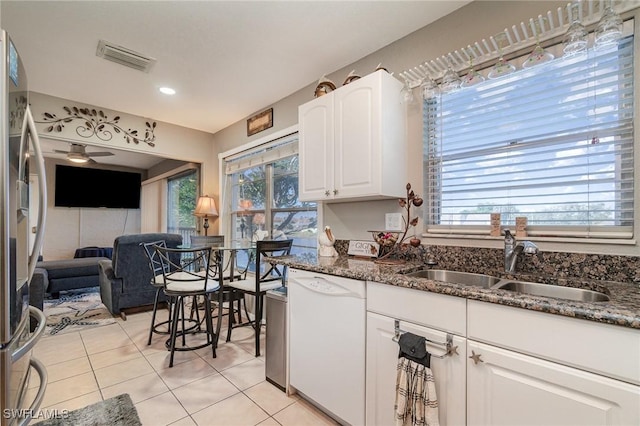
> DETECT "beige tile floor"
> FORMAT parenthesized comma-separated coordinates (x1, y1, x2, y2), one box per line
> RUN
(28, 308, 339, 426)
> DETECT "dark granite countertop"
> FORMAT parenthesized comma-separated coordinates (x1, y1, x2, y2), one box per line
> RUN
(272, 254, 640, 329)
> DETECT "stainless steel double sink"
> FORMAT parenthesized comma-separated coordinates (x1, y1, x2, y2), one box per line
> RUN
(404, 269, 610, 302)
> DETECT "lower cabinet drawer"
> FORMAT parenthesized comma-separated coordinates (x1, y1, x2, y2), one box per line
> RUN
(367, 281, 466, 335)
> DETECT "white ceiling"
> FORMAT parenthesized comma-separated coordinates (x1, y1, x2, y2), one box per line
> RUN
(2, 0, 470, 168)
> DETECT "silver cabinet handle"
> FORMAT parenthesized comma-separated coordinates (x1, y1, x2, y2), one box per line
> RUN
(333, 189, 338, 195)
(469, 350, 484, 365)
(325, 190, 330, 196)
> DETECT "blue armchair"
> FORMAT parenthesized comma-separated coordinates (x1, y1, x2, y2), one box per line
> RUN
(99, 233, 183, 317)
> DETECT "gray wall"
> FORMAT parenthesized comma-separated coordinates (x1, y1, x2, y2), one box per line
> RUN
(214, 1, 638, 256)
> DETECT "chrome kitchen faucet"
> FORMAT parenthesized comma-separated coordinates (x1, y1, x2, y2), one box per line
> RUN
(504, 229, 539, 274)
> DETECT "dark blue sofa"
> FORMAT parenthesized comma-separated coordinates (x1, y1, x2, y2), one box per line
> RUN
(34, 257, 107, 297)
(98, 233, 183, 317)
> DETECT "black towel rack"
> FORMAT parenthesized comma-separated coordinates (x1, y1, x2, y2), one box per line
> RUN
(392, 319, 458, 359)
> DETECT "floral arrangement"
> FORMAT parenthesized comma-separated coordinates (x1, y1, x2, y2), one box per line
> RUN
(375, 232, 399, 246)
(372, 232, 399, 257)
(374, 183, 423, 261)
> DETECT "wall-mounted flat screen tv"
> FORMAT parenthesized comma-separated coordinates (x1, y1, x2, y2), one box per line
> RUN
(55, 165, 141, 209)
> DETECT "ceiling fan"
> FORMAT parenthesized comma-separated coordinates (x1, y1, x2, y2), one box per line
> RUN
(54, 143, 115, 164)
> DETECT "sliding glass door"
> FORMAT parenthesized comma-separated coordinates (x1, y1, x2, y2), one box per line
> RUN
(167, 169, 199, 242)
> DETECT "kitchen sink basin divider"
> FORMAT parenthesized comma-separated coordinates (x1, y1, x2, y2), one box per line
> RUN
(392, 319, 458, 359)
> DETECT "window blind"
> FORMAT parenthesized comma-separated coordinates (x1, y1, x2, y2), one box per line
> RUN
(425, 36, 634, 239)
(224, 134, 298, 175)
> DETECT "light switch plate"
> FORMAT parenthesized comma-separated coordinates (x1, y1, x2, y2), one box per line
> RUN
(385, 213, 403, 231)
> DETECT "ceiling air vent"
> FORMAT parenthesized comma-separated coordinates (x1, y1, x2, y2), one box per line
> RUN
(96, 40, 156, 73)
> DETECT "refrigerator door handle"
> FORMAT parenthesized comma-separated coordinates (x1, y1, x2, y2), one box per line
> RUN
(17, 357, 48, 426)
(23, 106, 47, 281)
(12, 306, 46, 363)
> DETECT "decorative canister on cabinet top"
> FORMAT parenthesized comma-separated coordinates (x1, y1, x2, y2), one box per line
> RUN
(343, 69, 361, 85)
(314, 75, 337, 97)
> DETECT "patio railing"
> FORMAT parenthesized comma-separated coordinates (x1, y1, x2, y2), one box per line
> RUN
(167, 226, 198, 244)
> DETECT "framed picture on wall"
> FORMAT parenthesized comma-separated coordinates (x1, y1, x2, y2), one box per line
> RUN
(247, 108, 273, 136)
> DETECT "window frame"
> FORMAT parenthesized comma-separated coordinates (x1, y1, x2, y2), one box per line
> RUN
(219, 126, 318, 256)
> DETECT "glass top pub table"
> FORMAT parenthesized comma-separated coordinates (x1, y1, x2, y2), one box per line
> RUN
(185, 240, 257, 346)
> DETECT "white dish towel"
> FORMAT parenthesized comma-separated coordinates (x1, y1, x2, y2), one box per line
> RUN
(394, 356, 440, 426)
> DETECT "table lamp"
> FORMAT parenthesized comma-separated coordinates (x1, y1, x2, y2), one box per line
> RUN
(194, 195, 218, 236)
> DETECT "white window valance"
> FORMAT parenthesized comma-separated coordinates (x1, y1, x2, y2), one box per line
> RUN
(224, 133, 298, 175)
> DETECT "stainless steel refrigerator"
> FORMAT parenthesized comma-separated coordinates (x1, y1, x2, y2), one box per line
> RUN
(0, 29, 48, 426)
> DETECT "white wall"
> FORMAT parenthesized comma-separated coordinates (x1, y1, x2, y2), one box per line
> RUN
(39, 158, 142, 260)
(211, 1, 640, 257)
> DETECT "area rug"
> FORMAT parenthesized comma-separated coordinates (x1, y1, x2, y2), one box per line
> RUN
(43, 287, 116, 336)
(33, 393, 141, 426)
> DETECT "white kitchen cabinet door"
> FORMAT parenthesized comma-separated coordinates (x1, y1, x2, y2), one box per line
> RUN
(298, 70, 406, 202)
(467, 300, 640, 385)
(333, 75, 380, 199)
(366, 312, 467, 426)
(467, 340, 640, 426)
(298, 93, 333, 201)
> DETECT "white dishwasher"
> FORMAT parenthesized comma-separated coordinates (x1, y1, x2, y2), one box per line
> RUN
(288, 268, 366, 426)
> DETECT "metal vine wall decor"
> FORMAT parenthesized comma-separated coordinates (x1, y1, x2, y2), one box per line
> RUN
(38, 106, 157, 147)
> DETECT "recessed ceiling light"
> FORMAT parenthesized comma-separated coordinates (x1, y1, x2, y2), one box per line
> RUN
(159, 87, 176, 95)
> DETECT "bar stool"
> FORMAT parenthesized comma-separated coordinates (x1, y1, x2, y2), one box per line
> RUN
(141, 240, 173, 345)
(154, 244, 220, 367)
(226, 239, 293, 357)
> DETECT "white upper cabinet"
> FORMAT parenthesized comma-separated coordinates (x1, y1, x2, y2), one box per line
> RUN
(298, 70, 407, 202)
